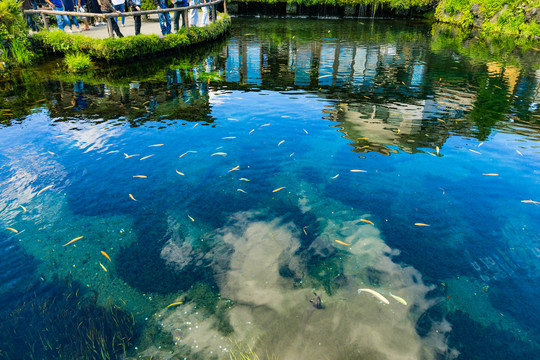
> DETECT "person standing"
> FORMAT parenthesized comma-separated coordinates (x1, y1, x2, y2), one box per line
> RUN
(111, 0, 125, 27)
(173, 0, 188, 32)
(86, 0, 105, 26)
(200, 0, 208, 26)
(78, 0, 91, 30)
(153, 0, 171, 35)
(127, 0, 141, 35)
(188, 0, 198, 27)
(21, 0, 39, 32)
(45, 0, 69, 32)
(61, 0, 82, 32)
(100, 0, 124, 37)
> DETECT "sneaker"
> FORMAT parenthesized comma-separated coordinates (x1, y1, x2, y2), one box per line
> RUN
(121, 24, 125, 27)
(76, 27, 81, 32)
(65, 28, 72, 33)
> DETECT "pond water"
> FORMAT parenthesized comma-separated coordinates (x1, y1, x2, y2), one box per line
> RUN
(1, 17, 540, 360)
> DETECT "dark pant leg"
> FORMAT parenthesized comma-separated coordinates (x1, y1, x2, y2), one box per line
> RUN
(105, 10, 123, 37)
(131, 5, 141, 35)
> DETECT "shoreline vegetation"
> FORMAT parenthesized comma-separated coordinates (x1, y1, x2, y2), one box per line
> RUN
(0, 0, 538, 69)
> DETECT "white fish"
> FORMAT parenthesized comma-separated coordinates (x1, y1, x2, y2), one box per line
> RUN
(389, 292, 407, 305)
(358, 288, 389, 304)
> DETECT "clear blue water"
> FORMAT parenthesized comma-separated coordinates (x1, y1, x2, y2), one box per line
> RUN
(1, 18, 540, 359)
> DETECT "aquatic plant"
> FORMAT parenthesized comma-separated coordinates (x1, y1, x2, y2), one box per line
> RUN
(185, 282, 234, 335)
(64, 52, 93, 72)
(228, 340, 278, 360)
(0, 277, 137, 360)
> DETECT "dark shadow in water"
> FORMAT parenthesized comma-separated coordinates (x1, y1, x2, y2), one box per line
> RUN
(0, 276, 137, 360)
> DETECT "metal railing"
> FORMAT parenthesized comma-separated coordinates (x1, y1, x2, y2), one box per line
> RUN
(24, 0, 227, 38)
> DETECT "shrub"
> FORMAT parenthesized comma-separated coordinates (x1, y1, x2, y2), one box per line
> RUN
(0, 0, 36, 67)
(64, 52, 93, 71)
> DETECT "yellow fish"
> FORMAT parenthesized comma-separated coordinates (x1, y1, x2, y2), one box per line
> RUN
(237, 189, 247, 193)
(6, 227, 18, 233)
(482, 173, 499, 176)
(360, 219, 374, 226)
(211, 152, 227, 156)
(133, 175, 147, 178)
(148, 144, 163, 147)
(272, 187, 286, 193)
(303, 226, 308, 236)
(222, 137, 236, 139)
(179, 151, 196, 158)
(401, 81, 406, 86)
(239, 178, 250, 181)
(389, 292, 407, 305)
(124, 153, 139, 159)
(37, 185, 53, 196)
(260, 123, 270, 127)
(188, 215, 195, 222)
(19, 205, 27, 212)
(331, 174, 339, 179)
(335, 240, 351, 246)
(229, 165, 240, 172)
(469, 149, 481, 154)
(278, 140, 285, 146)
(167, 301, 183, 308)
(414, 223, 430, 227)
(48, 151, 55, 155)
(357, 137, 368, 140)
(521, 200, 539, 204)
(436, 146, 439, 155)
(350, 169, 367, 173)
(129, 194, 137, 201)
(131, 107, 140, 110)
(140, 155, 154, 161)
(176, 170, 185, 176)
(516, 150, 523, 157)
(63, 236, 83, 247)
(303, 129, 308, 134)
(99, 262, 108, 272)
(478, 142, 484, 147)
(101, 251, 112, 262)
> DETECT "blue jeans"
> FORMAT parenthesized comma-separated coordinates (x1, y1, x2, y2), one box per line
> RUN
(54, 6, 69, 31)
(157, 1, 171, 35)
(113, 3, 125, 25)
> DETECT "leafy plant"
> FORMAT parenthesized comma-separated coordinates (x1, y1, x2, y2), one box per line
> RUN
(0, 0, 36, 67)
(64, 52, 93, 71)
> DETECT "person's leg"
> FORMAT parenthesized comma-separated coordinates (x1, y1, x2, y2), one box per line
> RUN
(158, 11, 166, 35)
(70, 15, 79, 29)
(173, 1, 181, 32)
(110, 14, 123, 37)
(119, 3, 125, 25)
(132, 5, 141, 35)
(164, 11, 171, 34)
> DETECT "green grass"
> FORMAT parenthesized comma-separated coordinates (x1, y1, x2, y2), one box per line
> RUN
(64, 52, 93, 72)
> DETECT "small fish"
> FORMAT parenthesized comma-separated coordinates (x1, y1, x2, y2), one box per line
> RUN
(131, 107, 140, 110)
(358, 288, 390, 305)
(303, 129, 308, 134)
(260, 123, 270, 127)
(129, 194, 137, 201)
(401, 81, 406, 86)
(176, 170, 185, 176)
(482, 173, 499, 176)
(192, 123, 198, 128)
(478, 142, 484, 147)
(237, 189, 247, 193)
(278, 140, 285, 146)
(469, 149, 481, 154)
(272, 187, 286, 193)
(19, 205, 27, 212)
(133, 175, 147, 178)
(229, 165, 240, 172)
(389, 292, 407, 305)
(303, 226, 308, 236)
(360, 219, 374, 226)
(124, 153, 139, 159)
(148, 144, 163, 147)
(167, 301, 183, 308)
(414, 223, 430, 227)
(106, 150, 119, 154)
(37, 185, 53, 196)
(99, 263, 108, 272)
(436, 146, 439, 155)
(188, 215, 195, 222)
(140, 155, 154, 160)
(516, 150, 523, 157)
(239, 178, 250, 181)
(290, 152, 295, 157)
(6, 227, 18, 233)
(48, 151, 55, 155)
(143, 100, 150, 105)
(331, 174, 339, 179)
(63, 236, 83, 247)
(521, 200, 540, 204)
(222, 137, 236, 139)
(350, 169, 367, 173)
(211, 152, 227, 156)
(179, 151, 196, 158)
(101, 251, 111, 262)
(64, 105, 74, 109)
(437, 119, 446, 123)
(357, 137, 368, 140)
(249, 129, 255, 134)
(335, 240, 351, 246)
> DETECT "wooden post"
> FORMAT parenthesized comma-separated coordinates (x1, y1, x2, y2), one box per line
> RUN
(211, 5, 216, 23)
(223, 0, 227, 15)
(183, 9, 189, 29)
(41, 12, 49, 30)
(106, 17, 113, 37)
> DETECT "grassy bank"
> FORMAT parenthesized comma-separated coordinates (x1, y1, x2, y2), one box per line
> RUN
(33, 15, 230, 62)
(0, 0, 37, 68)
